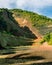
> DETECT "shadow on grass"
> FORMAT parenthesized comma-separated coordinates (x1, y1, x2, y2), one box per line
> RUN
(31, 62, 52, 65)
(0, 58, 52, 65)
(9, 53, 45, 60)
(1, 52, 45, 64)
(0, 48, 16, 55)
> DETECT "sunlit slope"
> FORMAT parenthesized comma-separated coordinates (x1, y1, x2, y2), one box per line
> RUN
(11, 9, 52, 35)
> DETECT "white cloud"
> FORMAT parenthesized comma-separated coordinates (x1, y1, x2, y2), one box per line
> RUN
(0, 0, 9, 8)
(0, 0, 52, 16)
(0, 0, 16, 8)
(0, 0, 52, 9)
(16, 0, 52, 8)
(16, 0, 27, 8)
(0, 0, 52, 8)
(15, 0, 52, 14)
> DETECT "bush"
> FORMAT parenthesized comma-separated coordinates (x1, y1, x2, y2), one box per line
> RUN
(40, 32, 52, 45)
(0, 31, 33, 49)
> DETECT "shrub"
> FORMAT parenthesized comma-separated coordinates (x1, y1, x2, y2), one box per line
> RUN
(40, 32, 52, 45)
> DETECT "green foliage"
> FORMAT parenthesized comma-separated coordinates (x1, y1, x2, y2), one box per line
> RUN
(40, 39, 45, 44)
(0, 31, 9, 48)
(0, 31, 33, 48)
(40, 32, 52, 45)
(48, 33, 52, 45)
(44, 33, 50, 42)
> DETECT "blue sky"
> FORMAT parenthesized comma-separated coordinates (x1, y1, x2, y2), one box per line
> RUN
(0, 0, 52, 18)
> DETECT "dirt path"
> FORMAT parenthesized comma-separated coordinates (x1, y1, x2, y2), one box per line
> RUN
(0, 46, 52, 64)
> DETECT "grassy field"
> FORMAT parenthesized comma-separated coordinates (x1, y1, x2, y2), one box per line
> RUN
(0, 46, 52, 65)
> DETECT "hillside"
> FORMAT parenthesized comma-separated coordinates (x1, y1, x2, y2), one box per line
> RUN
(0, 9, 36, 38)
(10, 9, 52, 35)
(0, 8, 52, 48)
(0, 8, 52, 65)
(0, 9, 36, 48)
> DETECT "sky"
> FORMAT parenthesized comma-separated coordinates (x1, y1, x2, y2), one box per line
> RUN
(0, 0, 52, 18)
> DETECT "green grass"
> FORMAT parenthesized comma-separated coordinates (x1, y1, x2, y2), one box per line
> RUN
(0, 31, 33, 49)
(40, 32, 52, 45)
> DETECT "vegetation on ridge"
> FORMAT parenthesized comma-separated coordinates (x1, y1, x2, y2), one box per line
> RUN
(11, 9, 52, 35)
